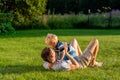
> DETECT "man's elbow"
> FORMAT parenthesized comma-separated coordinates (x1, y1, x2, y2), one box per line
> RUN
(74, 64, 79, 70)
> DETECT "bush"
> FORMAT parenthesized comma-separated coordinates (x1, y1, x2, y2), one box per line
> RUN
(47, 15, 73, 29)
(0, 22, 15, 33)
(12, 0, 47, 30)
(7, 13, 120, 30)
(46, 13, 120, 29)
(0, 13, 15, 33)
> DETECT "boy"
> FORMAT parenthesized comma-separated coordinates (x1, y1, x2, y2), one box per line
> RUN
(45, 33, 76, 62)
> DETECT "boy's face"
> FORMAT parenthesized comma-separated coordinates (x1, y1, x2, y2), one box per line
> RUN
(48, 42, 56, 48)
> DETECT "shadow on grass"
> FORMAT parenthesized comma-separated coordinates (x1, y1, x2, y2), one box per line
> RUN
(0, 65, 49, 74)
(0, 29, 120, 38)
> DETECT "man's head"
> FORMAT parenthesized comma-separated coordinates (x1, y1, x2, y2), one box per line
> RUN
(41, 47, 56, 63)
(45, 33, 58, 47)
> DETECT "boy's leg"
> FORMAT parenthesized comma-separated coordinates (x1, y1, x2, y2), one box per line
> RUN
(70, 38, 82, 56)
(77, 43, 82, 56)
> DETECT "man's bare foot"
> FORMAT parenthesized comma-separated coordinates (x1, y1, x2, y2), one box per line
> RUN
(94, 62, 103, 67)
(89, 62, 103, 67)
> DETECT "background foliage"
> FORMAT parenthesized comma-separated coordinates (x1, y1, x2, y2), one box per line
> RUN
(0, 0, 120, 31)
(0, 13, 15, 33)
(0, 0, 47, 30)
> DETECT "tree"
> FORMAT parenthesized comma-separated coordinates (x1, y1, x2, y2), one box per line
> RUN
(0, 0, 47, 29)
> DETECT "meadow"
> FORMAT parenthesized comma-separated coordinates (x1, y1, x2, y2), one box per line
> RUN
(0, 29, 120, 80)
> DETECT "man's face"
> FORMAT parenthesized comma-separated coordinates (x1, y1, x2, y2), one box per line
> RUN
(47, 49, 56, 63)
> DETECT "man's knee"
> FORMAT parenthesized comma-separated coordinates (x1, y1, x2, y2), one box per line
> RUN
(71, 38, 77, 43)
(92, 38, 99, 45)
(72, 38, 76, 41)
(95, 39, 99, 45)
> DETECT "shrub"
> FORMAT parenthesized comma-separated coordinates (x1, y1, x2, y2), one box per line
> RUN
(12, 0, 47, 30)
(46, 13, 120, 29)
(0, 22, 15, 33)
(47, 15, 73, 29)
(0, 13, 15, 33)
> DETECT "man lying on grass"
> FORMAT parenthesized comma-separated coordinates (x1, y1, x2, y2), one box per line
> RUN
(41, 38, 103, 71)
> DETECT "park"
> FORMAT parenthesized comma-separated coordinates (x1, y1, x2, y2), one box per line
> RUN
(0, 0, 120, 80)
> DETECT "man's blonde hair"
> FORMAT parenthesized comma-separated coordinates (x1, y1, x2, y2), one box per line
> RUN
(45, 33, 58, 45)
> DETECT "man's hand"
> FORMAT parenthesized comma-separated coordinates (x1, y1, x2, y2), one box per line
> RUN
(64, 42, 68, 53)
(54, 50, 60, 53)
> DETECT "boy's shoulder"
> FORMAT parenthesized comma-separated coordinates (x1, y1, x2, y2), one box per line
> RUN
(54, 41, 64, 51)
(57, 41, 65, 48)
(58, 41, 64, 46)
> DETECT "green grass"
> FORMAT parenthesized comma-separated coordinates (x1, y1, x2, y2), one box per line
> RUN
(0, 29, 120, 80)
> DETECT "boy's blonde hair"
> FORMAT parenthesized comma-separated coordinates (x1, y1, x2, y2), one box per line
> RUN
(45, 33, 58, 45)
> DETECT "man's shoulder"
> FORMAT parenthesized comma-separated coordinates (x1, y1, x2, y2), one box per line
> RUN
(43, 61, 50, 69)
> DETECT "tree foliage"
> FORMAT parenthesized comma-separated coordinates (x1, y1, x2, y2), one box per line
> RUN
(0, 0, 47, 29)
(0, 0, 120, 30)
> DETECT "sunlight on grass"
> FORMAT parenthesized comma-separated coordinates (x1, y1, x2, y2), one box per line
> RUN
(0, 29, 120, 80)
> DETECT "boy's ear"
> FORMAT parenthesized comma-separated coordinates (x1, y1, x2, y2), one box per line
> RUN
(53, 42, 57, 46)
(53, 42, 55, 44)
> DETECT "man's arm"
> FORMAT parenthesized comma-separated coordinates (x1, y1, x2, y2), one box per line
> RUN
(57, 50, 65, 61)
(64, 43, 79, 70)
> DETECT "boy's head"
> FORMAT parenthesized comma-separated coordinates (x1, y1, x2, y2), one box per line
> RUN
(45, 33, 58, 47)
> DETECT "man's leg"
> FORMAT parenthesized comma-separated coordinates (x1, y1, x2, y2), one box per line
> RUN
(86, 39, 103, 67)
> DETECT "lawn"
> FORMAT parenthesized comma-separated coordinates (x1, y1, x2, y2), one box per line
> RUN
(0, 29, 120, 80)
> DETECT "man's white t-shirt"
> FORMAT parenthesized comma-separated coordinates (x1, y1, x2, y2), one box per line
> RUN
(43, 60, 71, 71)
